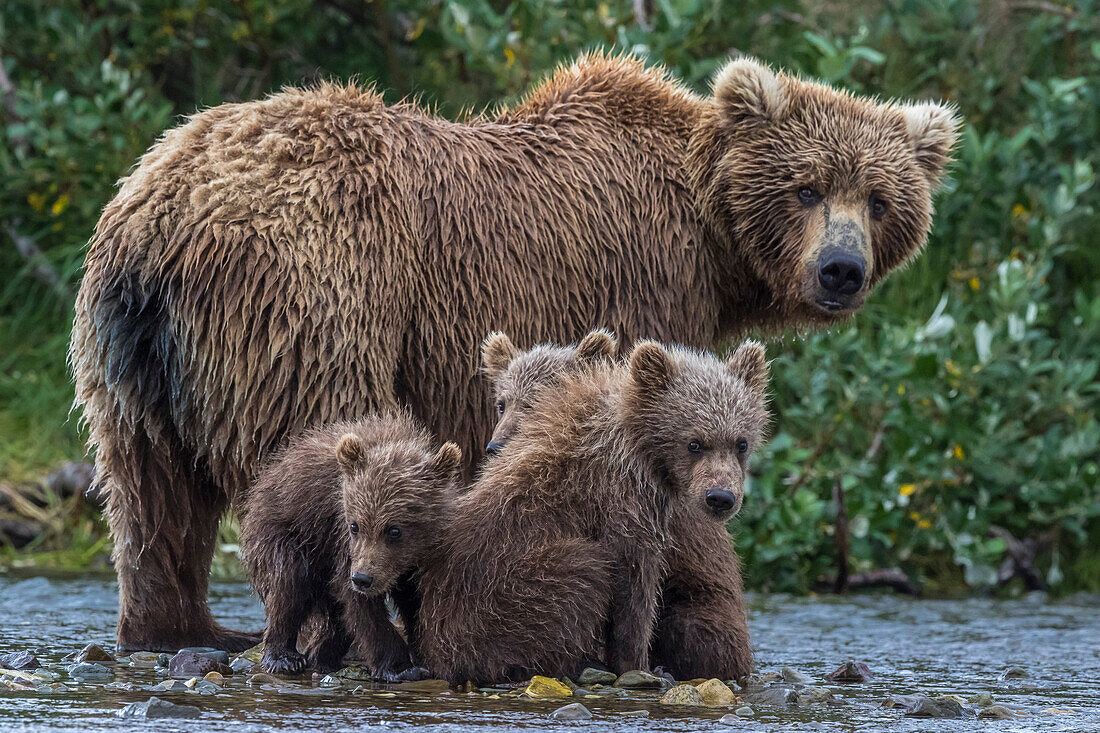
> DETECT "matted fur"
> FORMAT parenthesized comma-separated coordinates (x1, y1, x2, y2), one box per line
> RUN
(69, 53, 957, 650)
(418, 342, 769, 684)
(238, 413, 459, 676)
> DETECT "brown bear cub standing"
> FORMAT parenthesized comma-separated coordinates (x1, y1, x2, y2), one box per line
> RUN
(419, 340, 770, 684)
(240, 414, 461, 677)
(480, 331, 760, 680)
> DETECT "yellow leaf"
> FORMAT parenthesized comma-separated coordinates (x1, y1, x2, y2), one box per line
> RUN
(897, 384, 906, 395)
(918, 519, 932, 529)
(28, 192, 46, 211)
(504, 47, 516, 67)
(899, 484, 917, 496)
(953, 445, 965, 460)
(969, 277, 980, 291)
(909, 511, 921, 522)
(51, 194, 70, 216)
(407, 17, 426, 41)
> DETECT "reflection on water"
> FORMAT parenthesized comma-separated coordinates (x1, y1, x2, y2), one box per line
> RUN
(1, 571, 1098, 732)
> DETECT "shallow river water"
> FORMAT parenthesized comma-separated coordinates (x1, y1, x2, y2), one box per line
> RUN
(1, 572, 1097, 732)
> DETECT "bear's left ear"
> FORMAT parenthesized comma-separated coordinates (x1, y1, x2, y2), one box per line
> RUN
(713, 57, 790, 125)
(727, 340, 769, 393)
(428, 442, 463, 485)
(900, 102, 961, 187)
(629, 340, 675, 392)
(336, 434, 366, 474)
(577, 328, 617, 365)
(482, 332, 518, 380)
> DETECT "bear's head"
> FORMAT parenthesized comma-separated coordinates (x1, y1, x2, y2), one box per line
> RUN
(624, 339, 770, 521)
(689, 57, 961, 324)
(335, 432, 462, 597)
(481, 328, 617, 456)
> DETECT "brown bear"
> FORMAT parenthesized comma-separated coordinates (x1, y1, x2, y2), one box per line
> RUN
(417, 340, 770, 684)
(70, 53, 959, 651)
(480, 328, 617, 456)
(481, 331, 758, 680)
(239, 413, 461, 677)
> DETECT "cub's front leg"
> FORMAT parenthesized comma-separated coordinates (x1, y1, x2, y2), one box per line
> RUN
(342, 592, 414, 681)
(606, 548, 664, 673)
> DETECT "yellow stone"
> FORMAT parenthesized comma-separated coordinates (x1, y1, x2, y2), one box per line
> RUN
(240, 643, 265, 664)
(525, 675, 573, 699)
(183, 677, 199, 689)
(697, 678, 738, 707)
(203, 671, 224, 684)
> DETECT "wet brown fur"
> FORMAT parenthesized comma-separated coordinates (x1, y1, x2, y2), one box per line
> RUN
(239, 414, 460, 676)
(69, 53, 958, 651)
(418, 341, 769, 684)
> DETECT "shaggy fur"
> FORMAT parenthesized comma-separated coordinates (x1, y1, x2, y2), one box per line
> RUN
(418, 341, 770, 684)
(239, 414, 460, 677)
(480, 331, 760, 679)
(69, 53, 959, 651)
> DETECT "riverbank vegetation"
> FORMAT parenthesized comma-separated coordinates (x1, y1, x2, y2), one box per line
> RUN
(2, 0, 1098, 593)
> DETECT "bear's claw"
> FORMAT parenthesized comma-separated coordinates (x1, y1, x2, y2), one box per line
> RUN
(263, 650, 308, 675)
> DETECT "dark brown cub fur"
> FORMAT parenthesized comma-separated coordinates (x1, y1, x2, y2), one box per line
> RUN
(240, 414, 460, 677)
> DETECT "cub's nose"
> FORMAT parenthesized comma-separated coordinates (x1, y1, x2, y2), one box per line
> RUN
(818, 253, 866, 296)
(350, 572, 374, 590)
(486, 441, 504, 456)
(705, 488, 737, 514)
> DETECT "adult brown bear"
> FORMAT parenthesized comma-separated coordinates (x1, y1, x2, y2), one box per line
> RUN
(70, 54, 958, 652)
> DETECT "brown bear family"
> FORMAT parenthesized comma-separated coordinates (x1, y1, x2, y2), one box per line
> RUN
(241, 333, 769, 683)
(71, 51, 959, 652)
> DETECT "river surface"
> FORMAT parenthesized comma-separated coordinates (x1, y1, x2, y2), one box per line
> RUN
(1, 572, 1097, 731)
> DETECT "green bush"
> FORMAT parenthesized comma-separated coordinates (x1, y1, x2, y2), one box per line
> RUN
(2, 0, 1097, 592)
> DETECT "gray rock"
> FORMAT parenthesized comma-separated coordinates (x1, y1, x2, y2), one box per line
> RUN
(825, 660, 874, 682)
(746, 685, 798, 707)
(978, 705, 1014, 720)
(887, 694, 964, 719)
(969, 692, 994, 707)
(578, 668, 617, 686)
(572, 688, 590, 696)
(116, 696, 202, 719)
(229, 656, 256, 674)
(67, 662, 113, 680)
(157, 653, 172, 667)
(718, 713, 740, 723)
(127, 652, 160, 668)
(999, 666, 1028, 680)
(660, 684, 704, 706)
(613, 670, 663, 689)
(781, 666, 811, 683)
(248, 673, 280, 686)
(36, 682, 72, 693)
(178, 647, 230, 665)
(318, 675, 342, 687)
(168, 651, 231, 679)
(796, 686, 834, 705)
(150, 679, 189, 692)
(334, 666, 373, 681)
(734, 705, 754, 717)
(620, 710, 649, 717)
(66, 644, 115, 663)
(552, 703, 592, 721)
(0, 651, 40, 671)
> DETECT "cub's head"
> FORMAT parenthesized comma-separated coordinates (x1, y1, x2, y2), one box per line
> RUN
(335, 430, 461, 597)
(690, 57, 960, 323)
(625, 340, 770, 521)
(481, 328, 617, 456)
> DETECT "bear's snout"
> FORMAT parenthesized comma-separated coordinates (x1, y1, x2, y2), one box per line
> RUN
(817, 251, 865, 298)
(705, 488, 741, 517)
(350, 571, 375, 591)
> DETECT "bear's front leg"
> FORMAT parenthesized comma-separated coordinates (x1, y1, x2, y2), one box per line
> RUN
(343, 593, 415, 681)
(606, 548, 663, 674)
(260, 588, 311, 675)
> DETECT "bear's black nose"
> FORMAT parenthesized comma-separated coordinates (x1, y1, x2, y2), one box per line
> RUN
(486, 441, 504, 456)
(705, 488, 737, 513)
(818, 253, 865, 296)
(351, 572, 374, 589)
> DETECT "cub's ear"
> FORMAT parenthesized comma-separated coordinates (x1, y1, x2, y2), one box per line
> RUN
(428, 442, 463, 485)
(629, 340, 675, 392)
(577, 328, 617, 365)
(900, 102, 961, 187)
(713, 57, 789, 125)
(335, 434, 366, 474)
(727, 340, 769, 393)
(481, 332, 518, 380)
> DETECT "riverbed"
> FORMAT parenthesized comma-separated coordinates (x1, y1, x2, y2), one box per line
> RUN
(1, 572, 1097, 731)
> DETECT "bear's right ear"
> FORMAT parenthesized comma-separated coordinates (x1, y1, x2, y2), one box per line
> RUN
(629, 341, 675, 392)
(576, 328, 617, 365)
(428, 442, 463, 485)
(482, 332, 518, 380)
(727, 340, 769, 393)
(713, 57, 789, 125)
(335, 434, 365, 474)
(900, 101, 961, 188)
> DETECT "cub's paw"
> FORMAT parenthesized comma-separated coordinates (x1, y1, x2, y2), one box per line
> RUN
(263, 650, 308, 676)
(392, 666, 431, 682)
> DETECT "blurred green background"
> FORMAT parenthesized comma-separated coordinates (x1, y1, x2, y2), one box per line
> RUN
(1, 0, 1098, 593)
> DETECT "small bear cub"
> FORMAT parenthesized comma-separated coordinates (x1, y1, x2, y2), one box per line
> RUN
(240, 413, 461, 677)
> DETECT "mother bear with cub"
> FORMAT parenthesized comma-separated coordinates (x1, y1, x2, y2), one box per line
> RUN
(70, 52, 958, 653)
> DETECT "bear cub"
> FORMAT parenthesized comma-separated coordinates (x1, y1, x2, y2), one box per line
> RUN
(240, 413, 461, 677)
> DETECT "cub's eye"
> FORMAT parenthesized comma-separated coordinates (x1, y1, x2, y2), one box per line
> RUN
(687, 439, 703, 454)
(496, 400, 506, 416)
(349, 522, 359, 535)
(385, 526, 402, 541)
(870, 194, 887, 220)
(736, 438, 749, 454)
(797, 186, 823, 206)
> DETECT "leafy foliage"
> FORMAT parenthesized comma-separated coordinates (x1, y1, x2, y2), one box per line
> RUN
(2, 0, 1097, 592)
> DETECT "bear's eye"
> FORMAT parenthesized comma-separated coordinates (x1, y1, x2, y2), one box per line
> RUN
(736, 438, 749, 454)
(496, 400, 506, 416)
(797, 186, 823, 207)
(349, 522, 359, 535)
(687, 439, 703, 454)
(869, 194, 887, 220)
(385, 526, 402, 541)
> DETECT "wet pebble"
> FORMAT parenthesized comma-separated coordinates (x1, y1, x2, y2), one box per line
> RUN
(229, 656, 256, 674)
(36, 682, 71, 693)
(886, 694, 965, 719)
(0, 651, 40, 671)
(335, 666, 373, 681)
(825, 660, 874, 683)
(620, 710, 649, 717)
(578, 667, 617, 686)
(525, 675, 573, 699)
(67, 662, 113, 680)
(127, 652, 160, 668)
(178, 647, 230, 665)
(796, 686, 834, 705)
(552, 702, 592, 721)
(318, 675, 341, 687)
(734, 705, 754, 717)
(150, 679, 189, 692)
(65, 644, 115, 663)
(169, 650, 232, 679)
(747, 685, 798, 707)
(613, 670, 664, 689)
(393, 679, 451, 693)
(660, 684, 703, 706)
(719, 713, 740, 723)
(117, 696, 202, 719)
(969, 691, 995, 707)
(781, 666, 811, 683)
(1000, 666, 1029, 680)
(697, 678, 738, 706)
(978, 705, 1015, 720)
